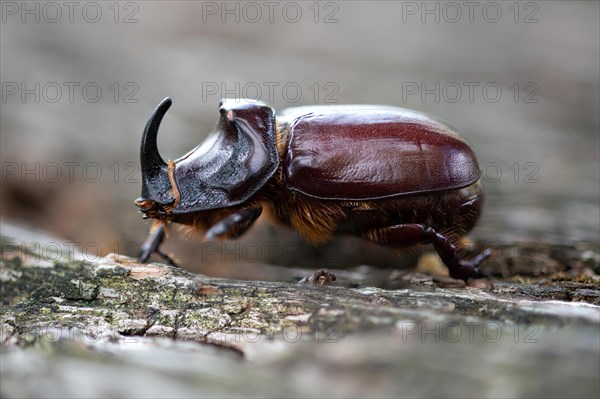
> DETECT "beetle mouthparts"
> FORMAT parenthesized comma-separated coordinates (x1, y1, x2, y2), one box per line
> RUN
(134, 197, 154, 211)
(134, 196, 172, 221)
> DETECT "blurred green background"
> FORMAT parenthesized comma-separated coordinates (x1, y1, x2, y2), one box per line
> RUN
(1, 1, 598, 277)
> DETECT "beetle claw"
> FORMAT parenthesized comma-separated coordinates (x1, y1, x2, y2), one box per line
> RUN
(468, 267, 483, 279)
(156, 249, 180, 268)
(138, 247, 152, 263)
(467, 248, 493, 278)
(451, 247, 492, 282)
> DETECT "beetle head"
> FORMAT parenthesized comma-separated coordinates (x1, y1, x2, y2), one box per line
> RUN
(135, 97, 175, 220)
(136, 97, 279, 220)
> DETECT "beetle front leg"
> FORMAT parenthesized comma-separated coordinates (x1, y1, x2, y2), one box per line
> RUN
(204, 206, 263, 241)
(365, 224, 491, 282)
(138, 223, 179, 267)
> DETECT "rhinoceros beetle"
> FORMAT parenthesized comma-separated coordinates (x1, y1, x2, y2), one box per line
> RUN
(135, 97, 491, 282)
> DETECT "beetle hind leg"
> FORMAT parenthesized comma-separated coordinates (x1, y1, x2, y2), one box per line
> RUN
(422, 226, 492, 281)
(364, 223, 491, 282)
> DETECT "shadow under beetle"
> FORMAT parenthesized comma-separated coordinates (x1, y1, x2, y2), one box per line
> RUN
(135, 97, 491, 282)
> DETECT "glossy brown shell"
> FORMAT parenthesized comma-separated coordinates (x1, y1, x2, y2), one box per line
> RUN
(280, 105, 480, 201)
(171, 99, 279, 213)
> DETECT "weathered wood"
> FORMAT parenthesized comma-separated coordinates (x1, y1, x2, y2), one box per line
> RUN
(1, 223, 599, 398)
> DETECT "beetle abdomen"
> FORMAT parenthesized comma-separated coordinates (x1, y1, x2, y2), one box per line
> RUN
(281, 106, 480, 200)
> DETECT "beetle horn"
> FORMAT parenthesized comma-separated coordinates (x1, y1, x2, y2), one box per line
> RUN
(140, 97, 174, 202)
(141, 97, 171, 169)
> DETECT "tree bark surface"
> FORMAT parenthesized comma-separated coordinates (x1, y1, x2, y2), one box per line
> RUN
(1, 223, 599, 398)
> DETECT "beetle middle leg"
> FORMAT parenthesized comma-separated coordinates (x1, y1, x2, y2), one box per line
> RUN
(204, 206, 263, 241)
(364, 223, 491, 282)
